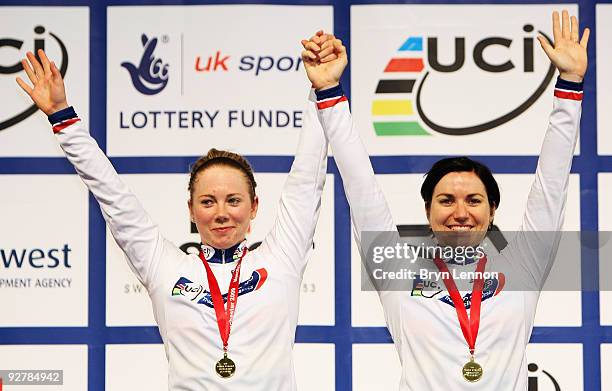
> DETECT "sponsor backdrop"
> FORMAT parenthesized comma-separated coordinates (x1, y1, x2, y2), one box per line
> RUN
(0, 1, 609, 390)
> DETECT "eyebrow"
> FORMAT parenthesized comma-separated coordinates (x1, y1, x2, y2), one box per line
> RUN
(435, 193, 485, 198)
(197, 193, 243, 199)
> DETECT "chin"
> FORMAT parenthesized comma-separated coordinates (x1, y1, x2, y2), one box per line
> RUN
(433, 229, 486, 248)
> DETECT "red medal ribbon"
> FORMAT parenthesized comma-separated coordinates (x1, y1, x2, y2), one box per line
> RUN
(433, 256, 487, 356)
(199, 246, 248, 352)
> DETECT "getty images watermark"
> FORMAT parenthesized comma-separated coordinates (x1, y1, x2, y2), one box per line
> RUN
(370, 241, 499, 282)
(360, 230, 612, 292)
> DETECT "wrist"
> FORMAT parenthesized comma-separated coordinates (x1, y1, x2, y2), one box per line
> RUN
(45, 102, 69, 116)
(315, 81, 340, 92)
(559, 72, 583, 83)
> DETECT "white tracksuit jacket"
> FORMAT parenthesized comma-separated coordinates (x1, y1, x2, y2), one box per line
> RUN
(315, 77, 583, 390)
(50, 91, 328, 390)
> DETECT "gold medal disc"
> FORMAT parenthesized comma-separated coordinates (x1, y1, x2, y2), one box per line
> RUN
(462, 359, 483, 382)
(215, 355, 236, 378)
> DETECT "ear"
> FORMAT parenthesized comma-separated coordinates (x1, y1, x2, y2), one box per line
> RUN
(489, 204, 497, 224)
(425, 204, 431, 224)
(187, 199, 194, 222)
(250, 196, 259, 220)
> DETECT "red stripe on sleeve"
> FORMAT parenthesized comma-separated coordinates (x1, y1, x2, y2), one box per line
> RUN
(317, 96, 348, 110)
(554, 90, 583, 101)
(52, 118, 81, 134)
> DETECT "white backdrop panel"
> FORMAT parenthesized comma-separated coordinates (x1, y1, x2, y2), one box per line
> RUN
(351, 4, 580, 155)
(106, 5, 332, 156)
(597, 4, 612, 154)
(599, 173, 612, 325)
(525, 344, 583, 390)
(352, 344, 401, 391)
(0, 345, 88, 390)
(0, 175, 88, 327)
(0, 7, 89, 157)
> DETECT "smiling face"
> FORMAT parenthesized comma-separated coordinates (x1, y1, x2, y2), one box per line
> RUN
(188, 165, 258, 250)
(426, 171, 496, 247)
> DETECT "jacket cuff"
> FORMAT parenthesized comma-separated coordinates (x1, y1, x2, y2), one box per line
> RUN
(48, 106, 80, 134)
(315, 84, 347, 110)
(554, 77, 583, 101)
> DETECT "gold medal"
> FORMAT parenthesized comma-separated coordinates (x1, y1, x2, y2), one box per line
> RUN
(215, 352, 236, 378)
(462, 357, 483, 382)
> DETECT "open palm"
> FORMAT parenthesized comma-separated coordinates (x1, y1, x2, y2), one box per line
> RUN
(16, 49, 68, 115)
(538, 10, 589, 82)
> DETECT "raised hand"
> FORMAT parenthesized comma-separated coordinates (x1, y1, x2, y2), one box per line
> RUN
(301, 31, 348, 90)
(538, 10, 589, 83)
(16, 49, 69, 115)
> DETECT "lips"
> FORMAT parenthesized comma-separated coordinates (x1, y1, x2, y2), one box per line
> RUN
(213, 227, 234, 234)
(447, 225, 474, 231)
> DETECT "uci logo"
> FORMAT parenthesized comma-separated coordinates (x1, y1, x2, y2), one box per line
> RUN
(372, 24, 554, 136)
(0, 26, 68, 132)
(121, 34, 169, 95)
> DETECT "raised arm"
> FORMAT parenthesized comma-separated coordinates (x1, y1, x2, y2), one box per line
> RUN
(504, 11, 588, 285)
(260, 88, 329, 277)
(301, 33, 396, 249)
(16, 50, 164, 287)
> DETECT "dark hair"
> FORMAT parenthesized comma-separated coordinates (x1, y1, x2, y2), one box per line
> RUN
(420, 156, 500, 210)
(188, 148, 257, 201)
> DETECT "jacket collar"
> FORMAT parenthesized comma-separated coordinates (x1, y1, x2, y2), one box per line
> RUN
(200, 240, 248, 264)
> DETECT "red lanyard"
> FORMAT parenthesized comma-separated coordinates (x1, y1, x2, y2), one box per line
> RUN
(199, 247, 248, 353)
(433, 256, 487, 356)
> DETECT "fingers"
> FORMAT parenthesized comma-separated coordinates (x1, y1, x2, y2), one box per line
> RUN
(320, 53, 338, 63)
(38, 49, 52, 75)
(305, 40, 321, 52)
(561, 10, 570, 40)
(15, 77, 33, 96)
(333, 38, 347, 58)
(26, 51, 44, 78)
(301, 49, 317, 62)
(309, 33, 322, 46)
(21, 58, 37, 84)
(580, 27, 590, 49)
(51, 61, 61, 78)
(537, 35, 555, 60)
(317, 44, 335, 60)
(552, 11, 561, 43)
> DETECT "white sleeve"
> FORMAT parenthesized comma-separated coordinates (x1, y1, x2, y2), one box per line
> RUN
(501, 77, 583, 287)
(52, 112, 163, 288)
(261, 90, 328, 277)
(315, 85, 397, 250)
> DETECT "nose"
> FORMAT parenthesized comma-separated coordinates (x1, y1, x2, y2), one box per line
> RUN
(214, 203, 229, 224)
(452, 201, 469, 222)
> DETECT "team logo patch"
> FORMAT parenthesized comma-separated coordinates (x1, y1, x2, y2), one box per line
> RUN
(411, 273, 505, 308)
(171, 268, 268, 307)
(200, 244, 215, 260)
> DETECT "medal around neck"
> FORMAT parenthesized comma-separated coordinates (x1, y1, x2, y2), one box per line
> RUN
(216, 352, 236, 378)
(462, 357, 483, 382)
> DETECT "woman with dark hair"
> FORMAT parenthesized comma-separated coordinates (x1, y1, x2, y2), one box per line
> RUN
(302, 10, 587, 389)
(16, 50, 328, 390)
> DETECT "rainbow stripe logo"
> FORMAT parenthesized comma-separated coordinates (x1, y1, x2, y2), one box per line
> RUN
(372, 37, 430, 136)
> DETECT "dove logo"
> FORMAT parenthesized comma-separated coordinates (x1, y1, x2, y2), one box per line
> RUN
(0, 26, 68, 132)
(121, 34, 169, 95)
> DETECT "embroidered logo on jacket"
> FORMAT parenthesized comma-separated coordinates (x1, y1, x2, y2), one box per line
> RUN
(171, 268, 268, 307)
(411, 273, 505, 308)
